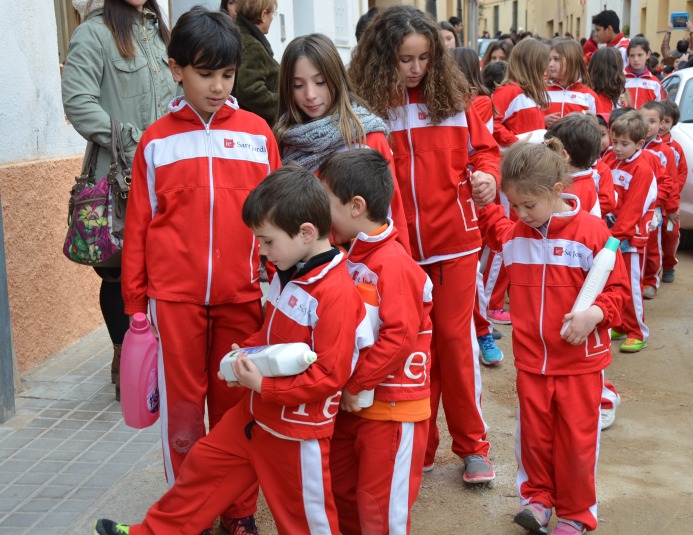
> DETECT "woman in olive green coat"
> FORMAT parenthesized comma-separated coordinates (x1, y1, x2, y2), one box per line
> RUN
(62, 0, 178, 400)
(233, 0, 279, 125)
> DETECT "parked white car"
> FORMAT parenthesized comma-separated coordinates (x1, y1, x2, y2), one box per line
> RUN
(661, 68, 693, 247)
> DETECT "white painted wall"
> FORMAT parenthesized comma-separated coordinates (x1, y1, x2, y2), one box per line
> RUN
(0, 0, 85, 164)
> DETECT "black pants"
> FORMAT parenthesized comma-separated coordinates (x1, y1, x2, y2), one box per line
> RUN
(94, 267, 129, 345)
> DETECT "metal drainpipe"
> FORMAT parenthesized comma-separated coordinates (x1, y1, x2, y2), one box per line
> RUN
(0, 195, 15, 423)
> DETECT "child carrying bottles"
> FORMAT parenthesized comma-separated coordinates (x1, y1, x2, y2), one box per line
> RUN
(319, 149, 433, 535)
(491, 38, 550, 148)
(96, 164, 374, 535)
(625, 37, 665, 109)
(473, 140, 629, 535)
(273, 33, 410, 250)
(350, 5, 500, 483)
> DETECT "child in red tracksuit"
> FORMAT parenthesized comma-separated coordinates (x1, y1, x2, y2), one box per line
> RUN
(602, 110, 658, 353)
(640, 102, 679, 296)
(492, 38, 551, 148)
(120, 9, 280, 530)
(625, 37, 664, 109)
(350, 5, 500, 483)
(659, 101, 689, 283)
(544, 39, 599, 128)
(474, 140, 629, 535)
(318, 149, 433, 535)
(96, 165, 374, 535)
(593, 114, 617, 218)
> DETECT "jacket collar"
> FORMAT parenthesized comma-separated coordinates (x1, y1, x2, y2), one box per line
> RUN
(542, 194, 581, 235)
(168, 96, 240, 126)
(237, 13, 275, 57)
(346, 220, 397, 259)
(286, 248, 345, 286)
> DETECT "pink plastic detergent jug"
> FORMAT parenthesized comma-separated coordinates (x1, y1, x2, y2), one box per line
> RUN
(120, 313, 160, 428)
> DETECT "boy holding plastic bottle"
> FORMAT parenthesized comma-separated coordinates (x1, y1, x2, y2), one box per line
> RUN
(97, 164, 374, 535)
(318, 149, 433, 535)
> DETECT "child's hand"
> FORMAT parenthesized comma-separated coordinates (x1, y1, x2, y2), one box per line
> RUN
(470, 171, 497, 207)
(668, 211, 680, 224)
(544, 113, 560, 128)
(561, 305, 604, 345)
(339, 390, 362, 413)
(232, 353, 263, 393)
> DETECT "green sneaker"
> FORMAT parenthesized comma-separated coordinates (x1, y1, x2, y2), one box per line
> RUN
(611, 330, 626, 340)
(94, 519, 130, 535)
(620, 338, 647, 353)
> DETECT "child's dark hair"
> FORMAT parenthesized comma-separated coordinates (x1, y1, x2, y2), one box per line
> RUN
(595, 113, 608, 129)
(242, 163, 332, 238)
(592, 10, 620, 33)
(168, 6, 242, 70)
(609, 106, 634, 126)
(641, 100, 664, 120)
(661, 100, 681, 125)
(451, 48, 492, 98)
(500, 139, 571, 198)
(627, 36, 651, 55)
(482, 60, 507, 93)
(545, 113, 601, 170)
(355, 7, 379, 41)
(588, 47, 625, 109)
(610, 110, 648, 144)
(318, 149, 394, 224)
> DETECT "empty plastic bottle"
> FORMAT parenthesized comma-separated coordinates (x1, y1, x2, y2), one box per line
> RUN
(219, 343, 317, 382)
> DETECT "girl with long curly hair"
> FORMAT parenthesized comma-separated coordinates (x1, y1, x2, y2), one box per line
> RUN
(350, 4, 501, 487)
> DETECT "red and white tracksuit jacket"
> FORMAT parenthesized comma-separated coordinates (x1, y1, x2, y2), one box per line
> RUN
(624, 66, 664, 109)
(130, 252, 374, 535)
(491, 82, 545, 147)
(609, 33, 630, 66)
(121, 97, 280, 508)
(471, 94, 494, 133)
(478, 195, 628, 532)
(593, 93, 619, 114)
(331, 222, 433, 535)
(567, 169, 601, 217)
(545, 80, 598, 117)
(661, 133, 689, 270)
(592, 158, 618, 216)
(387, 86, 500, 462)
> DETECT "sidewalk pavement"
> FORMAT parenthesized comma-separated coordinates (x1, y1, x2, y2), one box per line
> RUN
(0, 326, 167, 535)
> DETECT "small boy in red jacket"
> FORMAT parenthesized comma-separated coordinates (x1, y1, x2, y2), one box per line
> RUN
(96, 165, 374, 535)
(318, 149, 433, 535)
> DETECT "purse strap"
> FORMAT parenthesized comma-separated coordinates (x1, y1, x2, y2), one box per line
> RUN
(108, 118, 132, 197)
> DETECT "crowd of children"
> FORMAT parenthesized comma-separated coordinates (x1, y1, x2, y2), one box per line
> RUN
(87, 4, 688, 535)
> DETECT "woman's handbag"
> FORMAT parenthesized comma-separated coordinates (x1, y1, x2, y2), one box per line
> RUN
(63, 119, 131, 267)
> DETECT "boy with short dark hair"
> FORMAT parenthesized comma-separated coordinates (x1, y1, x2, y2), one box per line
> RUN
(121, 6, 280, 531)
(602, 111, 658, 353)
(97, 164, 373, 535)
(659, 100, 688, 282)
(545, 113, 603, 216)
(592, 10, 629, 64)
(318, 149, 433, 535)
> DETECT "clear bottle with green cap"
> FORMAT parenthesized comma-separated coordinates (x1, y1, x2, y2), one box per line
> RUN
(561, 237, 620, 337)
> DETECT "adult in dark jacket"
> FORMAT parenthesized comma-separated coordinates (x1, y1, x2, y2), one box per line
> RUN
(233, 0, 279, 125)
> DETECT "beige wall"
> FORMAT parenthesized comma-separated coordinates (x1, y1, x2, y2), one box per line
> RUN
(0, 157, 102, 373)
(480, 0, 528, 37)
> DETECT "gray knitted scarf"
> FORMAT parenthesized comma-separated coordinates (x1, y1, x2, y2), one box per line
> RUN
(281, 104, 388, 172)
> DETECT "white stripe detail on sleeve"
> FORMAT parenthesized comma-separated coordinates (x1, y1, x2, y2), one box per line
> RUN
(300, 439, 332, 535)
(504, 93, 540, 121)
(389, 422, 414, 535)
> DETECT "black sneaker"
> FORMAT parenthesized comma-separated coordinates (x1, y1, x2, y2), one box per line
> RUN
(94, 519, 130, 535)
(220, 515, 259, 535)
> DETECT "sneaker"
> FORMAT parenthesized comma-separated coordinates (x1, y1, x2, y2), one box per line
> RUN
(422, 463, 435, 473)
(94, 519, 130, 535)
(462, 455, 495, 483)
(513, 502, 552, 534)
(488, 308, 511, 325)
(220, 515, 259, 535)
(620, 337, 647, 353)
(643, 285, 656, 299)
(552, 518, 585, 534)
(478, 334, 504, 365)
(610, 330, 626, 340)
(600, 383, 621, 431)
(662, 269, 675, 283)
(491, 328, 503, 340)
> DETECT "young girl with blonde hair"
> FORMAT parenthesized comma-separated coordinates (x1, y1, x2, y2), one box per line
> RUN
(474, 139, 629, 535)
(350, 5, 501, 483)
(492, 38, 550, 147)
(544, 38, 600, 126)
(274, 32, 410, 249)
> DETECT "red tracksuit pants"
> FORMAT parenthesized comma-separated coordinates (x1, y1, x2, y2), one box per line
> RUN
(423, 254, 490, 465)
(130, 401, 339, 535)
(149, 298, 263, 517)
(643, 225, 662, 288)
(611, 251, 649, 341)
(474, 265, 493, 338)
(330, 411, 429, 535)
(516, 370, 603, 532)
(662, 217, 681, 270)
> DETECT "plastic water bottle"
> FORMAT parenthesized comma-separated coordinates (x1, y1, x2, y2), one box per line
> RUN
(219, 343, 317, 382)
(561, 237, 620, 337)
(355, 282, 381, 409)
(121, 313, 160, 429)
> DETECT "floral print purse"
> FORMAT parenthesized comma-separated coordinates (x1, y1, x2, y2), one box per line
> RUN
(63, 119, 130, 267)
